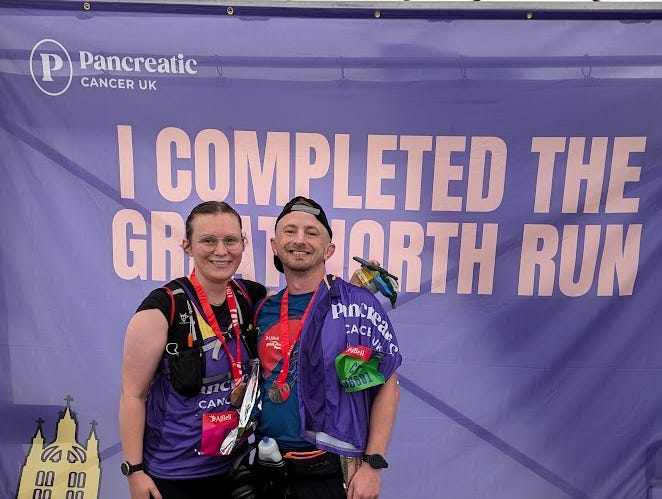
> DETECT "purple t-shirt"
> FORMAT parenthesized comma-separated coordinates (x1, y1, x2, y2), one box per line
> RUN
(138, 279, 265, 479)
(297, 275, 402, 456)
(256, 275, 402, 456)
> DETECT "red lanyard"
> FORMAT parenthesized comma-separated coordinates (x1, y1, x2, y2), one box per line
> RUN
(190, 270, 243, 385)
(274, 287, 318, 385)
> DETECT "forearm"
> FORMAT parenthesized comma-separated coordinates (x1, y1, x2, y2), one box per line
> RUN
(347, 375, 400, 499)
(365, 374, 400, 455)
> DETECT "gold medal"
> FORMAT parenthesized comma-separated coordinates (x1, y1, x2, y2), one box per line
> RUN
(268, 381, 290, 403)
(230, 383, 247, 407)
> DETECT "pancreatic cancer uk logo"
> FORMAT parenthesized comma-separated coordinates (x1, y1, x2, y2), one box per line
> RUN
(30, 39, 73, 96)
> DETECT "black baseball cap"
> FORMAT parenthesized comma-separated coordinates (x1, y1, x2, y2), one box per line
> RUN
(273, 196, 333, 273)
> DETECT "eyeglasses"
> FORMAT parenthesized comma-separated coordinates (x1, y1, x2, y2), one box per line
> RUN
(195, 235, 245, 252)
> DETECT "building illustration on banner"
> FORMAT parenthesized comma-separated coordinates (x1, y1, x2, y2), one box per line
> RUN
(15, 396, 100, 499)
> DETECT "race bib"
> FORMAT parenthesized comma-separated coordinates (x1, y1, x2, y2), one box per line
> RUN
(335, 346, 385, 393)
(200, 411, 238, 455)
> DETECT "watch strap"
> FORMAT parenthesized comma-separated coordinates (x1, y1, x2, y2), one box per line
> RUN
(121, 461, 144, 476)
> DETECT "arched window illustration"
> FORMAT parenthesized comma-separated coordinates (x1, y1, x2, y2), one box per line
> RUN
(67, 447, 86, 463)
(45, 471, 54, 486)
(35, 471, 45, 486)
(67, 470, 87, 489)
(42, 447, 62, 462)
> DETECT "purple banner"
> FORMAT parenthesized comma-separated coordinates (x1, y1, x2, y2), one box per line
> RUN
(1, 3, 662, 498)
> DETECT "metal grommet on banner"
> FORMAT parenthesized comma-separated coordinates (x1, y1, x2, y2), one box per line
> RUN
(374, 10, 381, 19)
(227, 6, 234, 15)
(526, 12, 533, 20)
(83, 2, 91, 10)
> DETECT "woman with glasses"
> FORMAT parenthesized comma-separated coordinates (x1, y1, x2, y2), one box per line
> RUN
(119, 201, 267, 499)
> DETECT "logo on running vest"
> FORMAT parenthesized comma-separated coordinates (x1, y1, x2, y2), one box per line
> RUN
(178, 312, 192, 325)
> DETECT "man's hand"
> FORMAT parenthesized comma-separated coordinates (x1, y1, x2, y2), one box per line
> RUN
(128, 472, 162, 499)
(350, 259, 381, 287)
(347, 463, 381, 499)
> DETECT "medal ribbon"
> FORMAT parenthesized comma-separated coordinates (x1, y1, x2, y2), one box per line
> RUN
(190, 269, 243, 385)
(274, 287, 318, 386)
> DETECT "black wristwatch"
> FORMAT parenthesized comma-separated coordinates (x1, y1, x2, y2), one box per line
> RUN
(362, 454, 388, 469)
(120, 461, 144, 476)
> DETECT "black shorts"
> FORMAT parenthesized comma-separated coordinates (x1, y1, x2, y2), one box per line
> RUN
(150, 472, 235, 499)
(286, 451, 345, 499)
(255, 450, 345, 499)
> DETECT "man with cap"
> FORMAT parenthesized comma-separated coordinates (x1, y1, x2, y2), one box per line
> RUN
(254, 196, 402, 499)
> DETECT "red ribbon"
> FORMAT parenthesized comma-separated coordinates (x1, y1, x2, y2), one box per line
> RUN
(190, 269, 243, 385)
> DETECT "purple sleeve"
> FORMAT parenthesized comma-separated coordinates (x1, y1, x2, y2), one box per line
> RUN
(352, 287, 402, 381)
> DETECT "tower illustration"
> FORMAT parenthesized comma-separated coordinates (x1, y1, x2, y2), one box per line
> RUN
(16, 396, 101, 499)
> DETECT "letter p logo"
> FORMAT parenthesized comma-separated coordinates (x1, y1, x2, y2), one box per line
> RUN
(40, 53, 63, 81)
(30, 39, 73, 96)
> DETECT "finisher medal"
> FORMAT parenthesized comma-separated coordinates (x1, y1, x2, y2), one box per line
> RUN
(220, 359, 261, 456)
(268, 381, 290, 404)
(230, 383, 247, 407)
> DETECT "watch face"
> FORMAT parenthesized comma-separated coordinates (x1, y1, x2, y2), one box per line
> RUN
(121, 461, 142, 476)
(364, 454, 388, 469)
